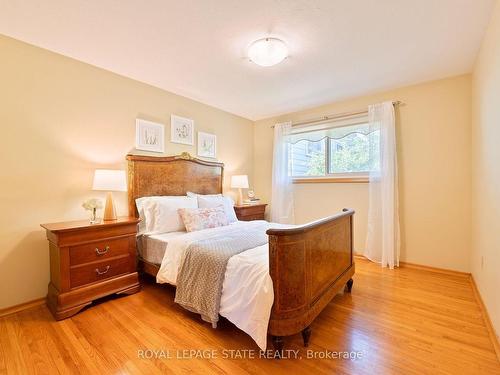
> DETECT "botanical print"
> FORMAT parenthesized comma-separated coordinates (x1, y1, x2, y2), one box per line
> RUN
(135, 119, 165, 153)
(197, 132, 217, 158)
(171, 115, 194, 145)
(143, 129, 158, 145)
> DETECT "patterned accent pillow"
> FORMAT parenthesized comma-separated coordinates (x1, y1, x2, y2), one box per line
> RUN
(178, 206, 229, 232)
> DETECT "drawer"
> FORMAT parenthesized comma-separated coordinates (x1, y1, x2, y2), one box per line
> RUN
(70, 256, 132, 288)
(236, 205, 265, 216)
(70, 237, 130, 265)
(239, 214, 265, 221)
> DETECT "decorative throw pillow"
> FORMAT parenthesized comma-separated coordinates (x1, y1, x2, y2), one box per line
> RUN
(178, 206, 229, 232)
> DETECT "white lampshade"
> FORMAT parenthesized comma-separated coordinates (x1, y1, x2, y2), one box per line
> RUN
(248, 37, 288, 67)
(231, 175, 249, 189)
(92, 170, 127, 192)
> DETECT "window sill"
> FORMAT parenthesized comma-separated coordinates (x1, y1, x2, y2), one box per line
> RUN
(293, 177, 369, 184)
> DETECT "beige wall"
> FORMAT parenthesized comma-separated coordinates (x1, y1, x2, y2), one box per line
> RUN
(0, 35, 254, 309)
(254, 75, 472, 272)
(471, 1, 500, 340)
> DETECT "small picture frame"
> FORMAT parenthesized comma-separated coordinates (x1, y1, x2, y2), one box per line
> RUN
(197, 132, 217, 158)
(135, 119, 165, 153)
(171, 115, 194, 145)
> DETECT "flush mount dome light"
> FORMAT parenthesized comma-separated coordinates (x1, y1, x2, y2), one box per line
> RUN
(248, 37, 288, 67)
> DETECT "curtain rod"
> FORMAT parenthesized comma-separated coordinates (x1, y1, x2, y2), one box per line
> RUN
(271, 100, 403, 128)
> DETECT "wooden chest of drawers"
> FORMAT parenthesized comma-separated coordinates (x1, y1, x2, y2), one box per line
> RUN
(41, 217, 140, 320)
(234, 204, 267, 221)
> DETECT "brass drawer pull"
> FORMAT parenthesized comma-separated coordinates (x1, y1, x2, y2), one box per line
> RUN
(95, 266, 110, 275)
(95, 246, 110, 256)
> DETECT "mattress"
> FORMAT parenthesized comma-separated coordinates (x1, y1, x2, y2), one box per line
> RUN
(138, 231, 186, 264)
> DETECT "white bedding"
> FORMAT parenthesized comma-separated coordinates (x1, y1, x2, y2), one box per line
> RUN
(141, 231, 186, 264)
(154, 220, 289, 351)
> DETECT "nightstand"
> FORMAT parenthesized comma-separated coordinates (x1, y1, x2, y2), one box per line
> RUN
(234, 204, 268, 221)
(41, 217, 140, 320)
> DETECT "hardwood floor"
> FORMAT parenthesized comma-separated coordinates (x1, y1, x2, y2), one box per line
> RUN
(1, 258, 499, 374)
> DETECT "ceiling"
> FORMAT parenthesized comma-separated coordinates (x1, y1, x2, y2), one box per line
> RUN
(0, 0, 495, 120)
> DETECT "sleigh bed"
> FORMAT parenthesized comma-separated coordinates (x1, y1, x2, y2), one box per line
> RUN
(127, 152, 355, 355)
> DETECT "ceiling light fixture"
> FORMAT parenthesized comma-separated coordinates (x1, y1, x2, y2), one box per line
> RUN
(248, 37, 288, 67)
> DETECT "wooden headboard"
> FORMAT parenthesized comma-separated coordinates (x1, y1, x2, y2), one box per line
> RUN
(126, 152, 224, 217)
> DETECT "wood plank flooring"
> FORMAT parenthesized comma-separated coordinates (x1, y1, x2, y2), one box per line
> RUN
(1, 258, 499, 374)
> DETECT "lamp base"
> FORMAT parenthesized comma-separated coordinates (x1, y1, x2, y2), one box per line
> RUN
(237, 188, 244, 206)
(103, 192, 117, 221)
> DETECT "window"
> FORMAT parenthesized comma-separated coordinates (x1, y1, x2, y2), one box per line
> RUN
(288, 118, 379, 180)
(290, 139, 326, 176)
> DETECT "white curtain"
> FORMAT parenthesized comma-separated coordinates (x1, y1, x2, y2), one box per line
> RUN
(365, 102, 400, 269)
(270, 122, 295, 224)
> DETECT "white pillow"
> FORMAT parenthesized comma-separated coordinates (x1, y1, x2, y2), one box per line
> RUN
(136, 196, 198, 234)
(136, 196, 157, 234)
(197, 195, 238, 223)
(186, 191, 223, 198)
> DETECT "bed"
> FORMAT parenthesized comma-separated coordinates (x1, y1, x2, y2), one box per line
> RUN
(127, 152, 355, 356)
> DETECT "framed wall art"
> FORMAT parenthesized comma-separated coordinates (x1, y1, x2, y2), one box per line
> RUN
(197, 132, 216, 158)
(171, 115, 194, 145)
(135, 119, 165, 153)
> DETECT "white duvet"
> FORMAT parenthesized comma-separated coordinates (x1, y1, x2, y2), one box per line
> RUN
(155, 220, 289, 351)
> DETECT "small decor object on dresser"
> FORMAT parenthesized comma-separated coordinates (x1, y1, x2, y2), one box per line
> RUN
(197, 131, 216, 158)
(234, 203, 267, 221)
(243, 190, 261, 205)
(171, 115, 194, 145)
(40, 217, 140, 320)
(82, 198, 103, 224)
(135, 118, 165, 153)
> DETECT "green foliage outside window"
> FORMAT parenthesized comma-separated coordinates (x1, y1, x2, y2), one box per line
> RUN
(289, 127, 379, 177)
(306, 151, 325, 176)
(329, 133, 373, 173)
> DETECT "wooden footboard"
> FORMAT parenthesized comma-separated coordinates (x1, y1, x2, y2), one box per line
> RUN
(266, 209, 355, 352)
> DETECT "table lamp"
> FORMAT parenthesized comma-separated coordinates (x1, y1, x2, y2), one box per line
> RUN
(231, 175, 249, 206)
(92, 169, 127, 221)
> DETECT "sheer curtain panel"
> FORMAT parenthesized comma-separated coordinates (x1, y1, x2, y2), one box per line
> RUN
(270, 122, 295, 224)
(364, 102, 400, 269)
